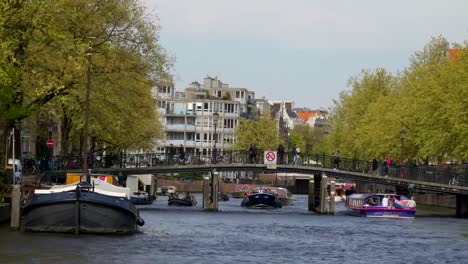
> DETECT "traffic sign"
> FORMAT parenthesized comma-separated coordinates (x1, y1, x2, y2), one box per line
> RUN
(47, 139, 54, 148)
(264, 151, 277, 165)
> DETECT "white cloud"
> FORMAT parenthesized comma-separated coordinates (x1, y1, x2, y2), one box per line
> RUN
(146, 0, 468, 49)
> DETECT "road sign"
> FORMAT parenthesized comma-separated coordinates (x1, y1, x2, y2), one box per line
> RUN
(264, 151, 277, 165)
(47, 139, 54, 148)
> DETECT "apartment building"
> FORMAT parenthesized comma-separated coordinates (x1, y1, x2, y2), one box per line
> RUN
(154, 76, 255, 159)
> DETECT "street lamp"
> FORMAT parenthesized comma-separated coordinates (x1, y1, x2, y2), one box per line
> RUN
(400, 129, 406, 179)
(212, 112, 219, 164)
(83, 36, 93, 182)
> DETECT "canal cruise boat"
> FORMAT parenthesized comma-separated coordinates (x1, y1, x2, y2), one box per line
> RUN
(345, 193, 416, 218)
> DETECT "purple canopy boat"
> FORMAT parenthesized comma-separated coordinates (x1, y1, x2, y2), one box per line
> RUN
(345, 193, 416, 218)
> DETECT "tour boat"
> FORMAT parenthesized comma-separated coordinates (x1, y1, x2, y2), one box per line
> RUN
(345, 193, 416, 218)
(241, 188, 282, 209)
(21, 176, 144, 234)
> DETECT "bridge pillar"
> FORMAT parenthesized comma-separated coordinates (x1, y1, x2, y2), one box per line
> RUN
(203, 170, 219, 211)
(318, 174, 328, 214)
(308, 176, 314, 211)
(456, 194, 468, 218)
(328, 179, 335, 215)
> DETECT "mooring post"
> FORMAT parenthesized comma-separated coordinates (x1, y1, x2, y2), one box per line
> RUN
(212, 170, 219, 211)
(308, 176, 315, 211)
(319, 174, 328, 214)
(10, 185, 20, 230)
(202, 175, 210, 210)
(328, 179, 335, 215)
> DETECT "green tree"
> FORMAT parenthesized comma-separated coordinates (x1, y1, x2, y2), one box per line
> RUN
(0, 0, 171, 157)
(291, 124, 327, 154)
(232, 116, 280, 151)
(326, 68, 396, 160)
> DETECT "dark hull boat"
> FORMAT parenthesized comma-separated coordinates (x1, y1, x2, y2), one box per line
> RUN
(22, 181, 144, 234)
(168, 194, 197, 206)
(241, 193, 282, 209)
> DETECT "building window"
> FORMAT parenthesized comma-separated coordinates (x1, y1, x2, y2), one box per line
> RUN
(236, 91, 240, 98)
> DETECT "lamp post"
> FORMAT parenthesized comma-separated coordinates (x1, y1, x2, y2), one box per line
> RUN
(212, 112, 219, 164)
(400, 129, 406, 179)
(83, 37, 93, 182)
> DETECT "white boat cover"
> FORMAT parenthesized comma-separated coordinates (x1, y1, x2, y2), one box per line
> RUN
(34, 179, 130, 199)
(92, 178, 130, 198)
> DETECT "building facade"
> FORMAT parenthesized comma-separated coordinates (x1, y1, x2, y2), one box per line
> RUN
(154, 76, 255, 160)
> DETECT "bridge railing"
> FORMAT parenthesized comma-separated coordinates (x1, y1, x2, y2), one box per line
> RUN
(37, 151, 466, 187)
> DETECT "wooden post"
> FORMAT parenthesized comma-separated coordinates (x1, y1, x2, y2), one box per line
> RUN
(212, 170, 219, 211)
(328, 179, 336, 215)
(202, 176, 210, 210)
(319, 175, 328, 214)
(10, 185, 20, 230)
(308, 176, 315, 211)
(456, 194, 468, 218)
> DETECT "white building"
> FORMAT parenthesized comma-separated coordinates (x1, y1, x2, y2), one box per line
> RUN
(153, 76, 255, 160)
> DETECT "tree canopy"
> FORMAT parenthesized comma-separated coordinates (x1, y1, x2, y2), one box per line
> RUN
(0, 0, 171, 157)
(326, 36, 468, 163)
(232, 116, 280, 151)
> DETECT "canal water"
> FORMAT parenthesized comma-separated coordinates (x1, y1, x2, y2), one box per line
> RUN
(1, 194, 467, 264)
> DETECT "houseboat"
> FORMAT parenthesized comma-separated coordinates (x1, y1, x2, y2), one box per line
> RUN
(21, 174, 144, 234)
(345, 193, 416, 218)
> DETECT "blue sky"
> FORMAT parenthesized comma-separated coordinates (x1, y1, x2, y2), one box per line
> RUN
(144, 0, 468, 109)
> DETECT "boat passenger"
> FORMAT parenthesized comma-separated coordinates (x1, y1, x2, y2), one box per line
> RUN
(382, 195, 389, 207)
(406, 196, 416, 208)
(388, 197, 395, 209)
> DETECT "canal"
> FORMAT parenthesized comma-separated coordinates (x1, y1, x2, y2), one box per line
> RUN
(1, 194, 467, 264)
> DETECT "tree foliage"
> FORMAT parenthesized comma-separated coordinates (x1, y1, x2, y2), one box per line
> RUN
(0, 0, 171, 157)
(232, 116, 280, 151)
(290, 124, 327, 154)
(326, 36, 468, 163)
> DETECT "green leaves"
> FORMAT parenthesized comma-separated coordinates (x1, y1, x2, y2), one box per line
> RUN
(327, 36, 468, 163)
(0, 0, 171, 155)
(233, 117, 280, 151)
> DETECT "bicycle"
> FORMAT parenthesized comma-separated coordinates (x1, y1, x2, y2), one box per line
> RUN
(448, 176, 462, 186)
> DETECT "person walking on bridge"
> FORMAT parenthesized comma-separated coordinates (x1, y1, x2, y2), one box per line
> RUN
(277, 144, 285, 164)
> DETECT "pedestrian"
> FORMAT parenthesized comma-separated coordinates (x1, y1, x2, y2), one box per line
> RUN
(179, 144, 185, 162)
(168, 144, 176, 164)
(277, 144, 285, 164)
(372, 158, 379, 174)
(252, 144, 258, 163)
(333, 150, 341, 169)
(292, 145, 300, 165)
(248, 144, 255, 164)
(384, 156, 391, 176)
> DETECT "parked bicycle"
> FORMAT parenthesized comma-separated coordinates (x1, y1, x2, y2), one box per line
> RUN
(22, 158, 37, 176)
(448, 175, 462, 186)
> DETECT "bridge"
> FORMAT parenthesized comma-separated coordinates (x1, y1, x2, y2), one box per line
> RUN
(90, 164, 468, 196)
(85, 163, 468, 217)
(35, 152, 468, 217)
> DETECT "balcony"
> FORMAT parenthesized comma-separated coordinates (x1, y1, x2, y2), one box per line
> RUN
(165, 124, 196, 132)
